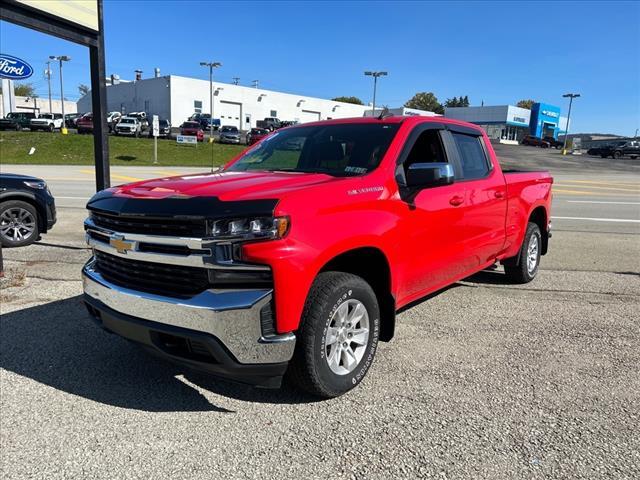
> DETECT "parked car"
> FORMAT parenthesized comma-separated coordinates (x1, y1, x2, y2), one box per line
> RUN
(280, 120, 299, 128)
(599, 140, 640, 159)
(256, 117, 282, 131)
(149, 119, 172, 138)
(29, 113, 64, 132)
(190, 113, 221, 131)
(543, 136, 563, 149)
(65, 113, 81, 128)
(0, 112, 36, 131)
(82, 115, 553, 398)
(521, 135, 550, 148)
(127, 112, 149, 132)
(218, 125, 241, 144)
(180, 121, 204, 141)
(76, 113, 94, 134)
(0, 173, 56, 247)
(114, 117, 142, 137)
(106, 111, 122, 132)
(246, 127, 269, 145)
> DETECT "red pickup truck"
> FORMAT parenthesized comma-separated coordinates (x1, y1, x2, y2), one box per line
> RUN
(82, 116, 553, 397)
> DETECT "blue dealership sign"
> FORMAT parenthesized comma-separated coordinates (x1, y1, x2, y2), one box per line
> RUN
(0, 54, 33, 80)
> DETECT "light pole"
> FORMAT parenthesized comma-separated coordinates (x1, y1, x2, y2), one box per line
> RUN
(200, 61, 222, 172)
(364, 71, 387, 116)
(45, 60, 53, 115)
(561, 93, 580, 155)
(49, 55, 71, 133)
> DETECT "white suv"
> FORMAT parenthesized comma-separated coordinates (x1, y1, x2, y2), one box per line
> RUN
(114, 116, 141, 136)
(30, 113, 64, 132)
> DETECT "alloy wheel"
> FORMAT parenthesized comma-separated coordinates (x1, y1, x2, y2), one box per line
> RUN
(0, 207, 36, 243)
(324, 299, 370, 375)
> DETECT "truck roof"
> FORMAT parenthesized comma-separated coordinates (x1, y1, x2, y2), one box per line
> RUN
(292, 115, 485, 134)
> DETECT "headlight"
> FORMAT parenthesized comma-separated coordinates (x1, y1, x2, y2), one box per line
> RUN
(24, 180, 47, 189)
(212, 216, 289, 240)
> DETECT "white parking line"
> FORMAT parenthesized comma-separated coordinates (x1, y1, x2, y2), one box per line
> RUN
(552, 216, 640, 223)
(56, 196, 90, 200)
(566, 201, 640, 205)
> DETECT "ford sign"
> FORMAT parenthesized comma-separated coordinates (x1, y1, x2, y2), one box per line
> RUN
(0, 54, 33, 80)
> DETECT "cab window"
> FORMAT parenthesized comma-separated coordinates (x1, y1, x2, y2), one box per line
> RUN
(451, 132, 490, 180)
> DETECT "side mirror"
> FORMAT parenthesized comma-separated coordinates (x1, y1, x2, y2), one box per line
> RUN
(406, 162, 454, 188)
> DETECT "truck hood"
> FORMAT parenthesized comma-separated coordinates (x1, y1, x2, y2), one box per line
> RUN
(110, 170, 342, 202)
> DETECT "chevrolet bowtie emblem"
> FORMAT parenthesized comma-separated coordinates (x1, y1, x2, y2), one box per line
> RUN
(109, 235, 135, 254)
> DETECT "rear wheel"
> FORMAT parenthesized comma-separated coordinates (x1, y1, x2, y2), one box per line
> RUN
(0, 200, 40, 247)
(288, 272, 380, 398)
(504, 222, 541, 284)
(614, 151, 623, 159)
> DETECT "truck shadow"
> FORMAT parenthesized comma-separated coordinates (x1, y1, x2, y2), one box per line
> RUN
(0, 296, 318, 412)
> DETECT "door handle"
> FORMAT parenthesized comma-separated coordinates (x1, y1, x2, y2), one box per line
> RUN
(449, 195, 464, 206)
(495, 191, 504, 199)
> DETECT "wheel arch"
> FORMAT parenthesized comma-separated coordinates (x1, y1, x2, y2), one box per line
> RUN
(529, 205, 549, 255)
(319, 246, 396, 342)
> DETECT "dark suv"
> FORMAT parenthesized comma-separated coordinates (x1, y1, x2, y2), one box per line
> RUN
(543, 136, 563, 149)
(521, 135, 550, 148)
(0, 112, 36, 131)
(599, 141, 640, 159)
(0, 173, 57, 247)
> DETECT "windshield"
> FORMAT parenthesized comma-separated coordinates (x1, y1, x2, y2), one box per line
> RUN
(120, 118, 135, 124)
(227, 122, 400, 176)
(39, 114, 54, 119)
(183, 122, 199, 128)
(221, 126, 238, 133)
(251, 128, 268, 135)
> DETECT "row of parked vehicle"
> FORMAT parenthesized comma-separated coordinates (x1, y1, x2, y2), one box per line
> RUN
(520, 134, 563, 149)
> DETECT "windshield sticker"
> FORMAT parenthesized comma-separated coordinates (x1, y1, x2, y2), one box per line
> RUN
(345, 166, 367, 174)
(347, 186, 384, 196)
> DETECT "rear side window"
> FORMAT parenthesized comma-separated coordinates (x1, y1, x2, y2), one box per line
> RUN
(452, 133, 489, 180)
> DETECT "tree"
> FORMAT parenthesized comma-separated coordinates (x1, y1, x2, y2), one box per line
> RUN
(13, 82, 36, 97)
(444, 95, 470, 108)
(78, 84, 90, 96)
(332, 96, 364, 105)
(404, 92, 444, 114)
(516, 99, 535, 109)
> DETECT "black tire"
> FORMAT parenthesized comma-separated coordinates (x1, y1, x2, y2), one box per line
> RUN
(15, 124, 21, 131)
(0, 200, 40, 248)
(288, 271, 380, 398)
(504, 222, 542, 284)
(48, 124, 54, 132)
(613, 150, 623, 159)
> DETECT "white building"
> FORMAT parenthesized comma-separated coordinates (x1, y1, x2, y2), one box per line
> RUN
(0, 94, 77, 118)
(77, 75, 369, 129)
(364, 106, 440, 117)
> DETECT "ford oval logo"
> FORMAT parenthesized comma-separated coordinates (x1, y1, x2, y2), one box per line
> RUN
(0, 54, 33, 80)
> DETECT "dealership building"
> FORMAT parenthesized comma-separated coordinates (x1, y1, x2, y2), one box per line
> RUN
(78, 74, 370, 129)
(445, 103, 568, 144)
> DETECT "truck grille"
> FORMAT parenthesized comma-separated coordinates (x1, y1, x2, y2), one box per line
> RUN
(91, 211, 207, 237)
(94, 251, 210, 297)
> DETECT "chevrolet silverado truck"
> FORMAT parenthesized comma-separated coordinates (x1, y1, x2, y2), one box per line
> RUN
(82, 116, 553, 398)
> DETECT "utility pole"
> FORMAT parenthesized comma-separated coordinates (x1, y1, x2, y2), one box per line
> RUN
(232, 77, 240, 85)
(45, 61, 53, 114)
(561, 93, 580, 155)
(200, 61, 222, 172)
(364, 71, 387, 116)
(252, 79, 259, 89)
(49, 55, 71, 133)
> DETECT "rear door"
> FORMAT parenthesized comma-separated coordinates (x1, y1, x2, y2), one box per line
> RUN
(444, 127, 507, 270)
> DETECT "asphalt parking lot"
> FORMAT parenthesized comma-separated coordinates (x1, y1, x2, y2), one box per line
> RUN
(1, 145, 639, 479)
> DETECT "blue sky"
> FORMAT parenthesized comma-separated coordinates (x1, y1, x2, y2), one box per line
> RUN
(1, 0, 638, 135)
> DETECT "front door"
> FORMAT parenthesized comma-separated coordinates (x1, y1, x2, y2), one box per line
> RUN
(394, 126, 472, 304)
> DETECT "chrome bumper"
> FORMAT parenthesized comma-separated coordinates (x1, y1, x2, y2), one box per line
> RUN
(82, 260, 295, 364)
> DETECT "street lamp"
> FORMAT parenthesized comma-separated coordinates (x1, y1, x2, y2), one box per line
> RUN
(49, 55, 71, 133)
(561, 93, 580, 155)
(364, 71, 387, 116)
(200, 61, 222, 172)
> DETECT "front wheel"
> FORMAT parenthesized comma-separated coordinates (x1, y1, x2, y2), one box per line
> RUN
(504, 222, 542, 284)
(614, 151, 623, 159)
(288, 272, 380, 398)
(0, 200, 40, 247)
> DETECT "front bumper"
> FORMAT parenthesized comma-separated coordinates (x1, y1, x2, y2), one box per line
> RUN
(220, 136, 241, 144)
(82, 260, 296, 387)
